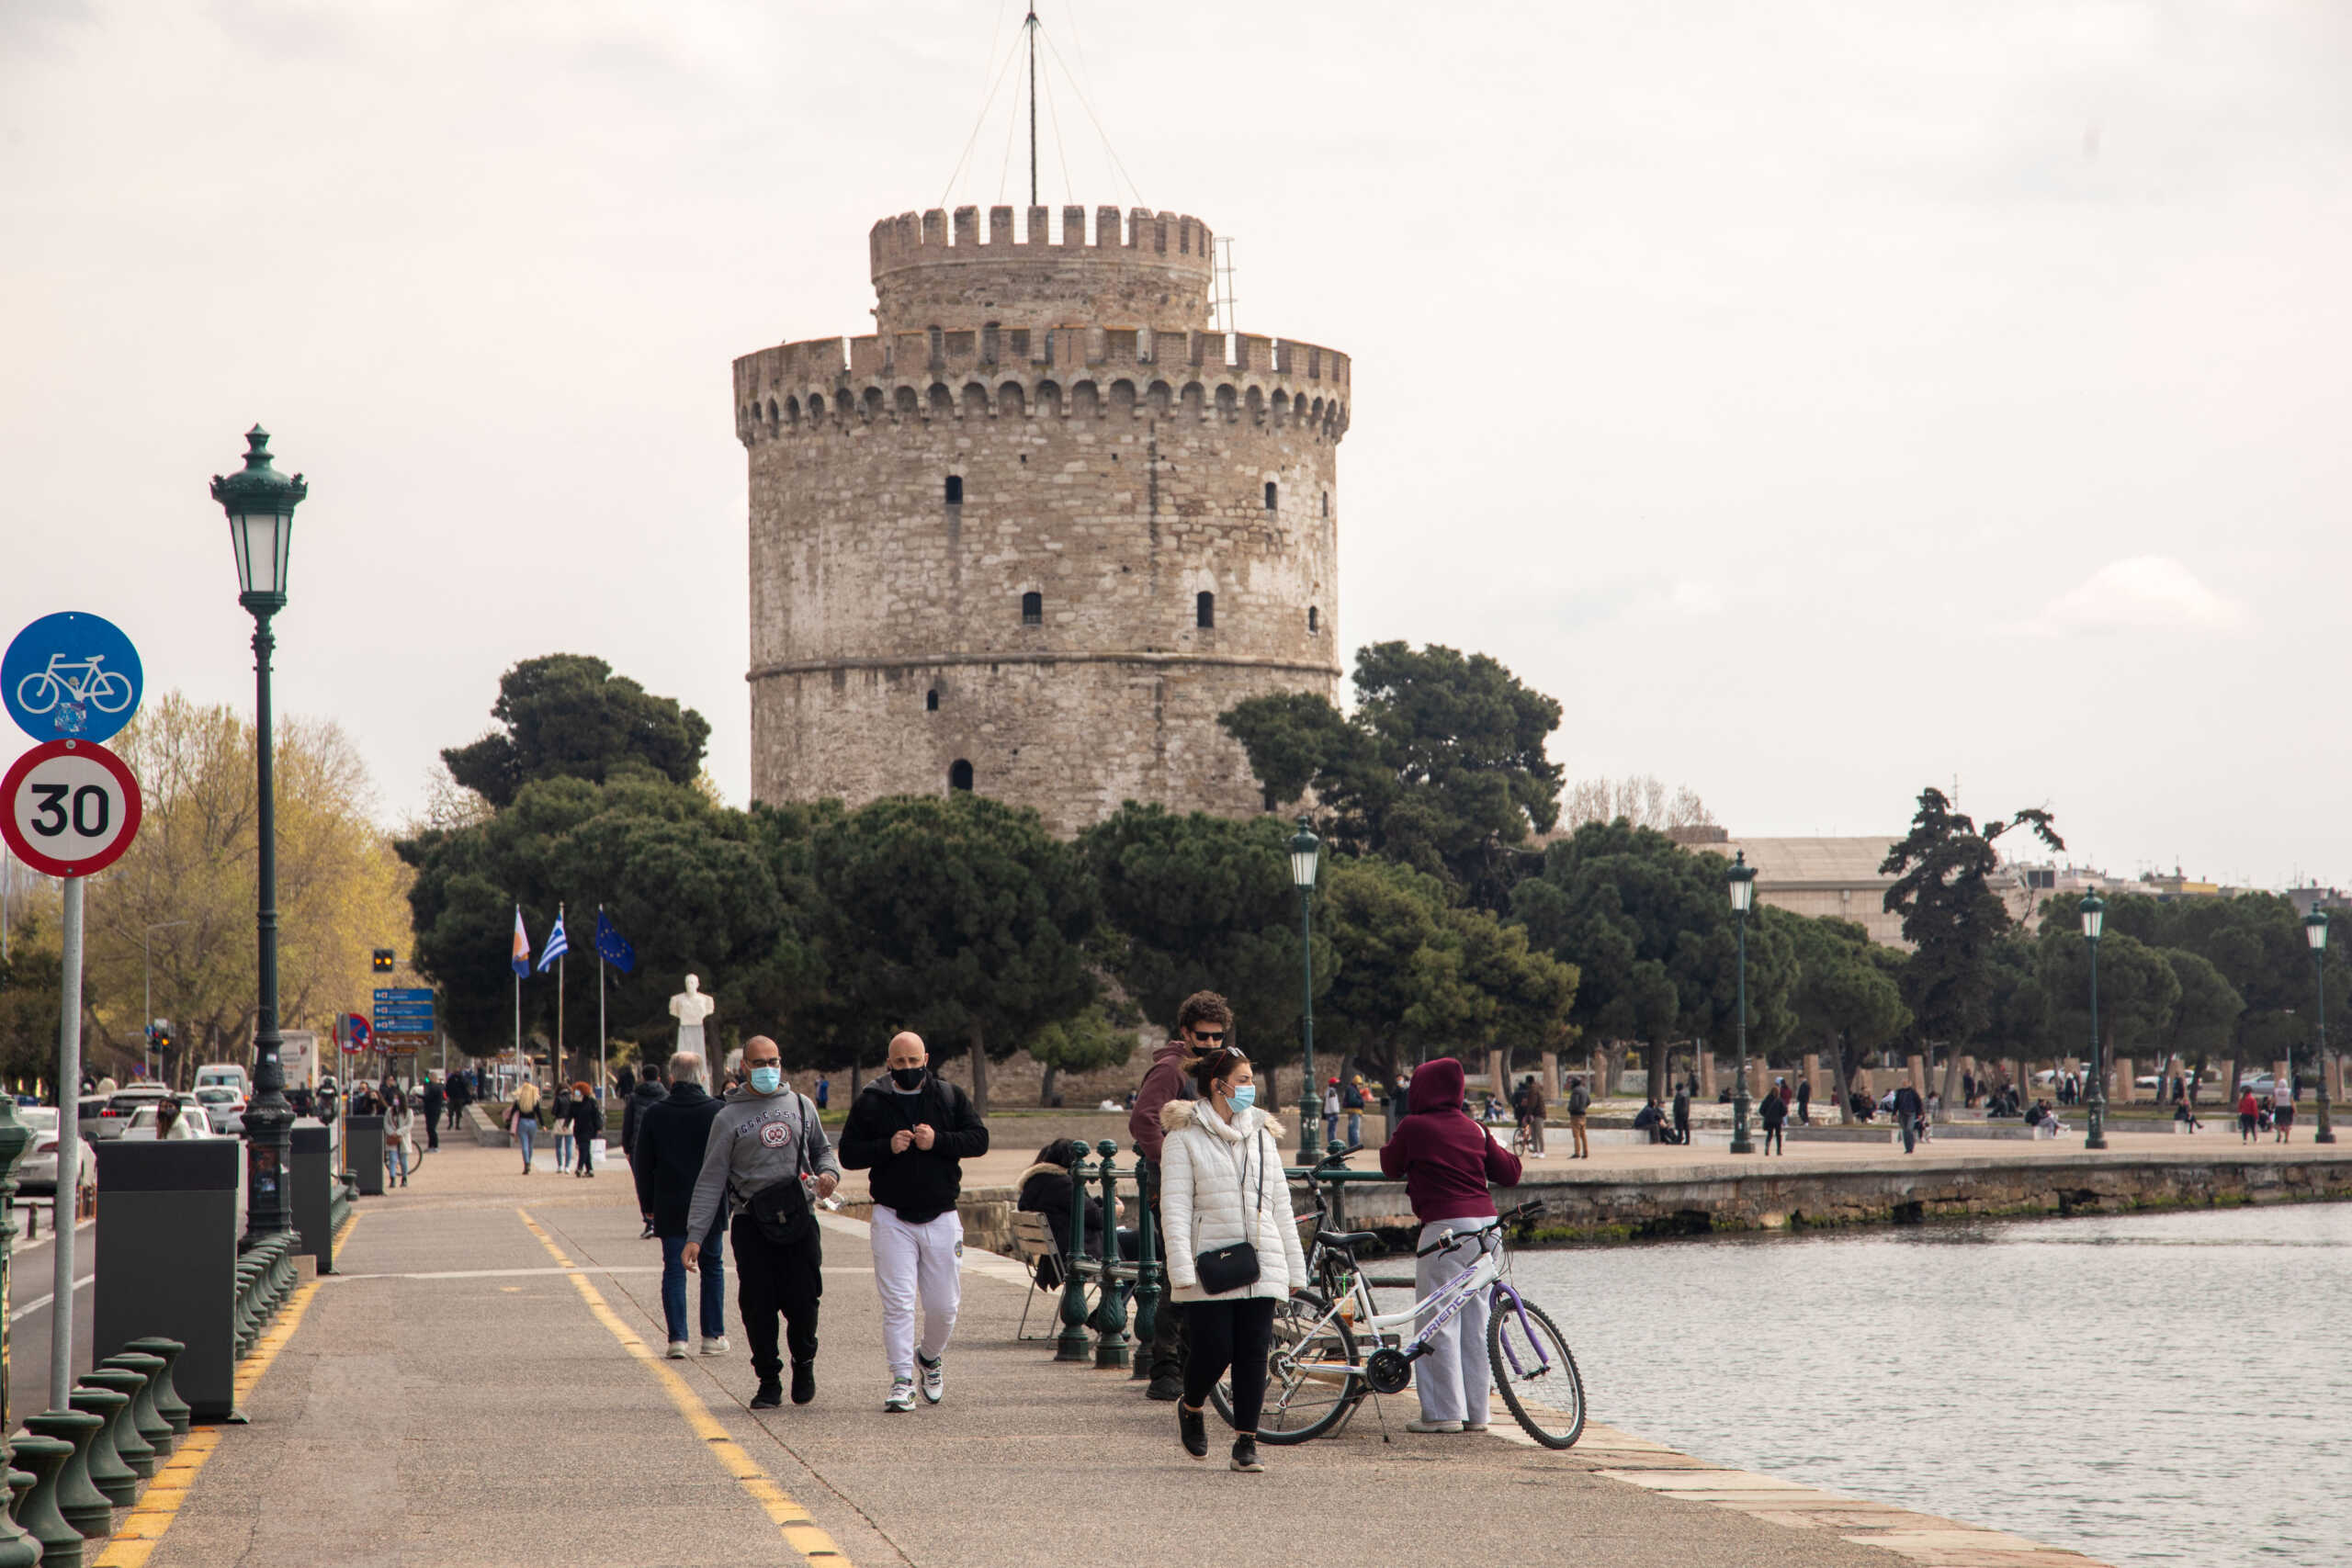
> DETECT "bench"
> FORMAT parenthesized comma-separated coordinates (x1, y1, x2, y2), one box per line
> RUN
(1008, 1211, 1063, 1341)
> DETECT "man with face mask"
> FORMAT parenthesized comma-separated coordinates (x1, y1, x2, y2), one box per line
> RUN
(838, 1032, 989, 1412)
(684, 1036, 841, 1409)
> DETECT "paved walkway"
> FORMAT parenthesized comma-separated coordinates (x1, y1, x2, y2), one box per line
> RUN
(119, 1140, 2110, 1568)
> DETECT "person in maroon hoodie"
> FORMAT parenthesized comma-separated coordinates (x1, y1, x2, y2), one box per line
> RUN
(1378, 1056, 1523, 1433)
(1128, 991, 1233, 1401)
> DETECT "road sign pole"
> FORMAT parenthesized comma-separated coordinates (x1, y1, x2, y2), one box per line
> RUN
(50, 876, 81, 1415)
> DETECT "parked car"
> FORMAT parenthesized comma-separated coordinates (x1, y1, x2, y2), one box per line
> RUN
(119, 1104, 214, 1140)
(194, 1064, 251, 1100)
(96, 1086, 170, 1140)
(17, 1108, 96, 1196)
(76, 1094, 114, 1143)
(2237, 1072, 2277, 1098)
(192, 1088, 246, 1136)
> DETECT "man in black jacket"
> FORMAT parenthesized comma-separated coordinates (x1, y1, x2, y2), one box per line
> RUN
(418, 1076, 444, 1150)
(622, 1064, 669, 1233)
(632, 1052, 732, 1359)
(838, 1031, 989, 1413)
(1893, 1078, 1924, 1154)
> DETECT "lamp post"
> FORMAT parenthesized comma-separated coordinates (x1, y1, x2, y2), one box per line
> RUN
(2081, 892, 2107, 1151)
(2306, 909, 2335, 1145)
(1289, 817, 1321, 1165)
(1727, 852, 1757, 1156)
(210, 427, 307, 1237)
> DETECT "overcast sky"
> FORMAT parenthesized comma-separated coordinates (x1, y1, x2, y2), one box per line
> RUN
(6, 1, 2347, 887)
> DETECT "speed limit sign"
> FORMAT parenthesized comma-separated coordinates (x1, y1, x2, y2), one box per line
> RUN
(1, 738, 143, 878)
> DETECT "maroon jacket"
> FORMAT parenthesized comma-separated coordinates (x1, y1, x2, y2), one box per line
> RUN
(1377, 1057, 1522, 1223)
(1130, 1039, 1194, 1164)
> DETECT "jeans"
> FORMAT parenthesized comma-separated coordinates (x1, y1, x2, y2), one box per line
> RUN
(555, 1131, 573, 1169)
(576, 1134, 594, 1174)
(1345, 1111, 1362, 1146)
(384, 1143, 407, 1182)
(1900, 1116, 1917, 1154)
(662, 1230, 728, 1343)
(1322, 1113, 1339, 1149)
(1182, 1297, 1276, 1431)
(516, 1120, 536, 1166)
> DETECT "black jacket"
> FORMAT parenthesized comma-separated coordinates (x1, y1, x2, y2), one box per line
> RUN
(632, 1081, 726, 1238)
(1758, 1091, 1787, 1128)
(569, 1097, 604, 1140)
(1893, 1085, 1924, 1120)
(838, 1076, 989, 1225)
(621, 1080, 668, 1156)
(420, 1082, 443, 1112)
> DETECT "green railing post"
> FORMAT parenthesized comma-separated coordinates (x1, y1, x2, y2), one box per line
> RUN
(1129, 1147, 1160, 1369)
(1090, 1139, 1132, 1369)
(1053, 1141, 1093, 1362)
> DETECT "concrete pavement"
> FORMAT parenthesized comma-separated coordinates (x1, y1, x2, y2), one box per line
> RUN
(119, 1138, 2109, 1568)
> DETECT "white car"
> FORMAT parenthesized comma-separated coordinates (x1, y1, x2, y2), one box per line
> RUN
(119, 1104, 215, 1140)
(17, 1108, 96, 1195)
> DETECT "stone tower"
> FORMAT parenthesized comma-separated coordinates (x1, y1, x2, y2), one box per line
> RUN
(734, 202, 1350, 835)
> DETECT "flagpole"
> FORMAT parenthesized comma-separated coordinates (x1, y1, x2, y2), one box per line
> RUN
(557, 902, 567, 1087)
(596, 903, 607, 1110)
(513, 904, 521, 1090)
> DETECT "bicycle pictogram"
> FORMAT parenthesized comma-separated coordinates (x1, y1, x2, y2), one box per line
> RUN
(15, 653, 136, 720)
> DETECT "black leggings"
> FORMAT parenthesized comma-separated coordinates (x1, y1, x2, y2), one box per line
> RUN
(1182, 1298, 1276, 1432)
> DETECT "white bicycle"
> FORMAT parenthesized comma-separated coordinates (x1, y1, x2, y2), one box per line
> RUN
(16, 654, 135, 716)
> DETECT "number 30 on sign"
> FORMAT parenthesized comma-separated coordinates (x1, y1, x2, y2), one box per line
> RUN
(1, 739, 143, 878)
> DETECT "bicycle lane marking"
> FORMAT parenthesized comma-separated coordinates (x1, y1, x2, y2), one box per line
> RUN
(93, 1211, 362, 1568)
(516, 1208, 854, 1565)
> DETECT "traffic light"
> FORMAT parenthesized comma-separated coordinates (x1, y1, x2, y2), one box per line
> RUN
(372, 948, 396, 974)
(153, 1025, 175, 1056)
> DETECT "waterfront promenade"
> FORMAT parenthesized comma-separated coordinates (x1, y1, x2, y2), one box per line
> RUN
(98, 1139, 2124, 1568)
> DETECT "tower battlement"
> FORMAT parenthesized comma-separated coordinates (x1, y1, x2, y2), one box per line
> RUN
(867, 203, 1216, 333)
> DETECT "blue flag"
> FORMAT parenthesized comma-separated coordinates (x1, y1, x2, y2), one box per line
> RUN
(595, 908, 637, 974)
(511, 906, 532, 977)
(537, 908, 570, 973)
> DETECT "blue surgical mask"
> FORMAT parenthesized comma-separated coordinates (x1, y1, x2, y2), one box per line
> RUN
(748, 1066, 782, 1095)
(1226, 1085, 1256, 1112)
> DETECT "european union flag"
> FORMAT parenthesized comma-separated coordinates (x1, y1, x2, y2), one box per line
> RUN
(596, 908, 637, 974)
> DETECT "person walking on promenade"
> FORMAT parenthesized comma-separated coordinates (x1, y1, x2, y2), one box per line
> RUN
(1378, 1055, 1522, 1435)
(815, 1074, 830, 1112)
(1343, 1075, 1365, 1147)
(1893, 1078, 1924, 1155)
(684, 1036, 839, 1409)
(1672, 1078, 1691, 1145)
(622, 1063, 667, 1168)
(444, 1068, 469, 1134)
(1566, 1076, 1591, 1159)
(1795, 1076, 1812, 1125)
(2273, 1073, 2294, 1143)
(1322, 1078, 1342, 1150)
(418, 1076, 443, 1151)
(570, 1082, 604, 1176)
(1160, 1043, 1308, 1472)
(506, 1077, 542, 1173)
(635, 1052, 732, 1360)
(1522, 1073, 1546, 1156)
(1132, 991, 1230, 1401)
(840, 1032, 988, 1413)
(2237, 1083, 2260, 1143)
(551, 1080, 576, 1174)
(1758, 1080, 1787, 1156)
(382, 1089, 413, 1187)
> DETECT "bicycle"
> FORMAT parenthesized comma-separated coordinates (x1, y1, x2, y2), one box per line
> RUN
(15, 654, 134, 717)
(1211, 1193, 1585, 1449)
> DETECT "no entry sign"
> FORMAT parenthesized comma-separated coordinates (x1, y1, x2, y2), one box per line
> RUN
(1, 738, 143, 877)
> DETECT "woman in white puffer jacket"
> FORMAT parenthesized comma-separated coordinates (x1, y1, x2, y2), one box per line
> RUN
(1159, 1045, 1308, 1473)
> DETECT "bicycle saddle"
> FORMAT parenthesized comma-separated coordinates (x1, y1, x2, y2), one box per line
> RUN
(1315, 1229, 1378, 1249)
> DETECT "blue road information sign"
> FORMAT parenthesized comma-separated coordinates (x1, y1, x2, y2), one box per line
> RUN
(3, 612, 143, 745)
(373, 988, 434, 1004)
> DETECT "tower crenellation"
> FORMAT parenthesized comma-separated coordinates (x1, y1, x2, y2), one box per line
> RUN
(738, 199, 1346, 836)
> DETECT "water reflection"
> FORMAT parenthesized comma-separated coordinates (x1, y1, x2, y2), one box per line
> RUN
(1513, 1202, 2350, 1568)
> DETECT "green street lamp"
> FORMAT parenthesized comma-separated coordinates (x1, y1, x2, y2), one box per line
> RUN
(210, 427, 307, 1237)
(2305, 909, 2335, 1145)
(1727, 852, 1757, 1156)
(2081, 892, 2107, 1151)
(1290, 817, 1321, 1165)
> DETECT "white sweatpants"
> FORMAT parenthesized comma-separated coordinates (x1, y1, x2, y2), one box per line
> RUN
(871, 1204, 964, 1380)
(1413, 1216, 1497, 1426)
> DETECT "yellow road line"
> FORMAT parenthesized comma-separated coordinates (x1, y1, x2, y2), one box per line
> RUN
(93, 1213, 361, 1568)
(516, 1208, 851, 1563)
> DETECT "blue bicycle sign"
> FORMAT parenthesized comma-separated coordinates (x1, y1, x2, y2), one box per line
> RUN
(3, 612, 143, 745)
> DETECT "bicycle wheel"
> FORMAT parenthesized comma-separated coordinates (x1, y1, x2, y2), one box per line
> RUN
(1208, 1289, 1359, 1445)
(15, 672, 58, 716)
(88, 671, 134, 714)
(1487, 1294, 1585, 1449)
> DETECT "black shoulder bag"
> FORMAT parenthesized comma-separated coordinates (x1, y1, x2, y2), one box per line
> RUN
(745, 1096, 815, 1247)
(1192, 1126, 1265, 1295)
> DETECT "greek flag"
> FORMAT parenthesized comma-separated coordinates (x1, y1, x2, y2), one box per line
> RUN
(537, 908, 570, 973)
(511, 906, 532, 977)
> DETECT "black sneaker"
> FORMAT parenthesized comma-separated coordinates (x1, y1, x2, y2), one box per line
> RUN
(1178, 1403, 1207, 1460)
(1230, 1435, 1263, 1473)
(791, 1361, 816, 1405)
(751, 1377, 785, 1410)
(1146, 1373, 1183, 1402)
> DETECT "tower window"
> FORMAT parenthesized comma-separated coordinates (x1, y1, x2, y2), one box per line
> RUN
(949, 759, 974, 792)
(1264, 481, 1277, 511)
(944, 474, 964, 504)
(1196, 591, 1216, 629)
(1021, 591, 1043, 626)
(926, 689, 939, 711)
(1307, 605, 1319, 633)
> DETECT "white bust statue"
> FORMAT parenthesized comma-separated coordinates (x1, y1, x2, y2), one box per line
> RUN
(669, 974, 717, 1050)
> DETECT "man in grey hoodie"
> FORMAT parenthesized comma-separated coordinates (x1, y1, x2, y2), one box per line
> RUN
(684, 1035, 841, 1409)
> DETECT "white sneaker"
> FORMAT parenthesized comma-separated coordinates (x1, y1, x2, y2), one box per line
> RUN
(918, 1353, 944, 1404)
(700, 1336, 731, 1357)
(1406, 1417, 1464, 1433)
(666, 1341, 690, 1359)
(884, 1377, 917, 1413)
(1463, 1420, 1490, 1432)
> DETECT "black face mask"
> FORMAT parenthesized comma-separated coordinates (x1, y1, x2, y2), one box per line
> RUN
(890, 1066, 927, 1090)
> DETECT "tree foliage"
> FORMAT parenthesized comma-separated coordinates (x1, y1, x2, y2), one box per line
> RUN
(1879, 788, 2062, 1059)
(2033, 918, 2181, 1055)
(1024, 1008, 1140, 1107)
(1220, 642, 1564, 909)
(1781, 913, 1909, 1111)
(2091, 891, 2344, 1065)
(442, 653, 710, 810)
